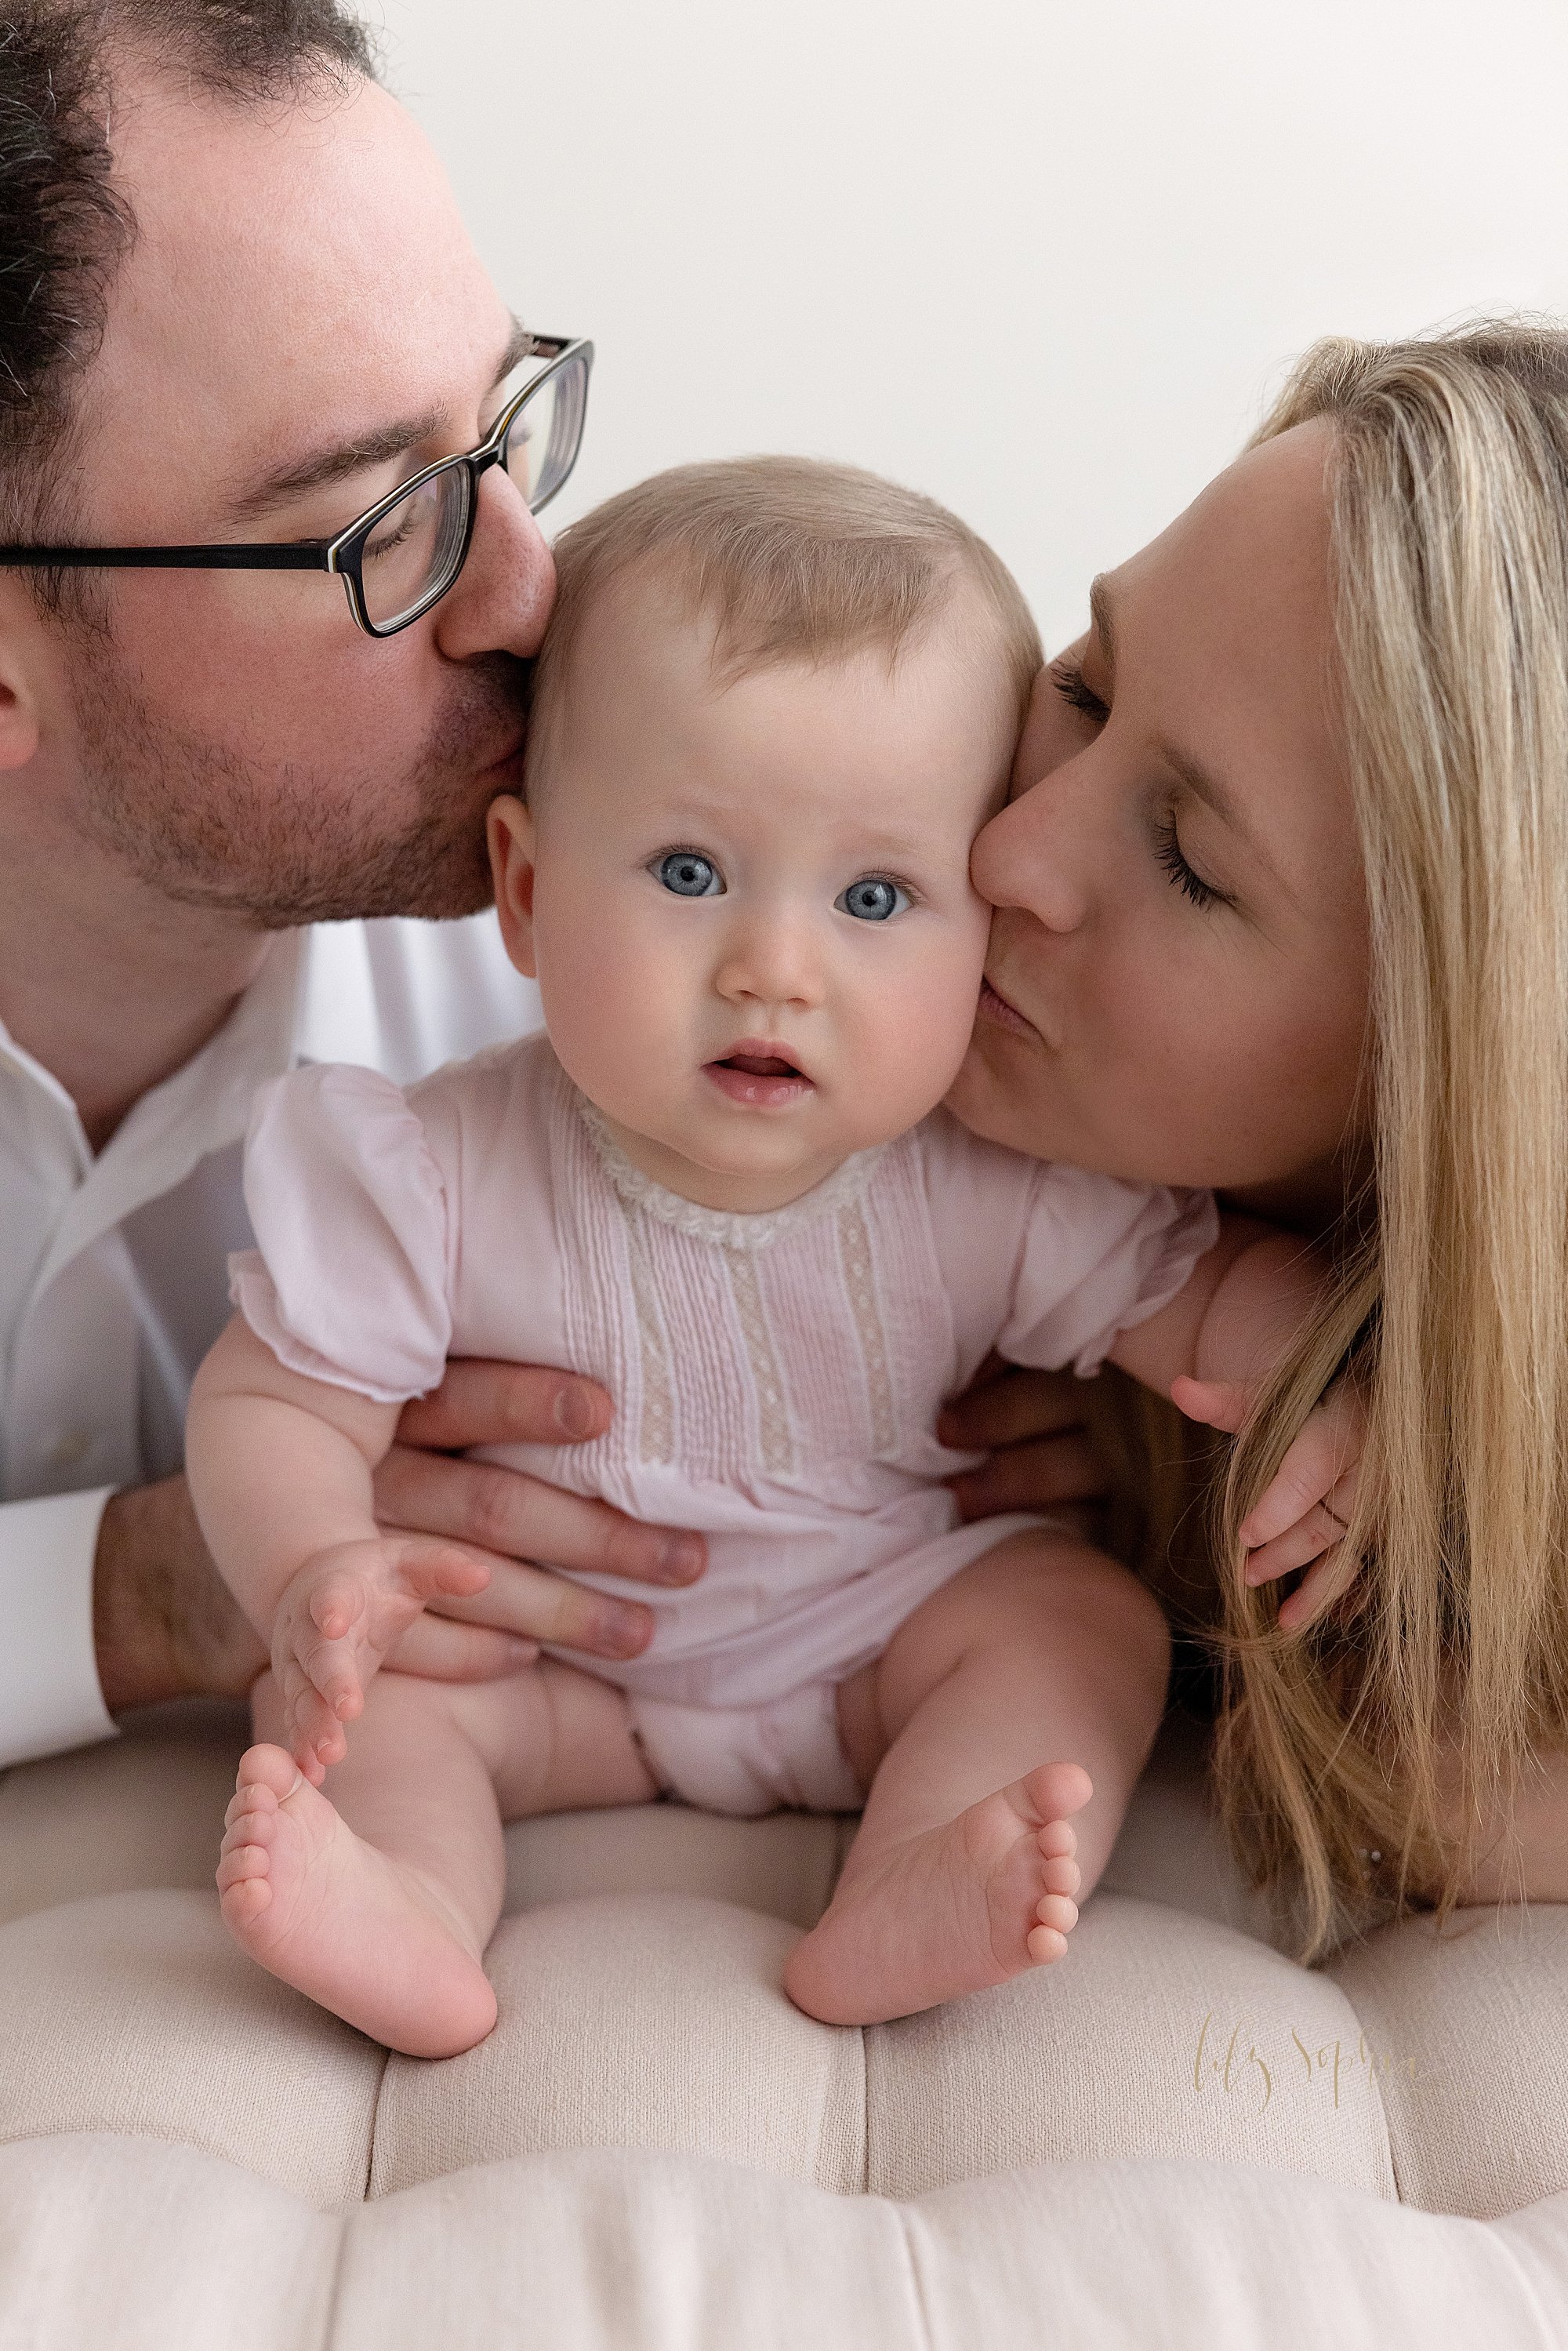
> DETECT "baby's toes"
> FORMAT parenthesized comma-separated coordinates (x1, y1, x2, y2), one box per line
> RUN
(237, 1743, 303, 1803)
(221, 1804, 276, 1862)
(1039, 1848, 1081, 1899)
(1035, 1891, 1080, 1939)
(1036, 1815, 1079, 1862)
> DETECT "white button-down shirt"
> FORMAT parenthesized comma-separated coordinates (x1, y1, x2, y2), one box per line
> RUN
(0, 914, 542, 1767)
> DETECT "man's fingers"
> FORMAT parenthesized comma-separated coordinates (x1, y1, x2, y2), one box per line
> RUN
(419, 1550, 656, 1662)
(388, 1538, 495, 1605)
(376, 1446, 706, 1589)
(937, 1363, 1089, 1452)
(396, 1358, 612, 1452)
(946, 1431, 1106, 1521)
(388, 1614, 541, 1681)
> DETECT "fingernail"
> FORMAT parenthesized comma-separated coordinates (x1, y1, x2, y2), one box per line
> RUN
(506, 1638, 540, 1667)
(656, 1536, 704, 1585)
(600, 1604, 651, 1657)
(554, 1383, 598, 1441)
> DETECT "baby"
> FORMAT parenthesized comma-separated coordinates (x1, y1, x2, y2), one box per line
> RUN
(187, 457, 1356, 2058)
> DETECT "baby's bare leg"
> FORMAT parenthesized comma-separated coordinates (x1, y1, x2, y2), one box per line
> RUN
(782, 1532, 1170, 2026)
(217, 1662, 655, 2057)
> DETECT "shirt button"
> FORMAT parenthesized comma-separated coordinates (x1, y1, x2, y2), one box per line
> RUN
(47, 1430, 93, 1469)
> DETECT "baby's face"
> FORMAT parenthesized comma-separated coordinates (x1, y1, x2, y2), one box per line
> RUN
(492, 579, 1017, 1211)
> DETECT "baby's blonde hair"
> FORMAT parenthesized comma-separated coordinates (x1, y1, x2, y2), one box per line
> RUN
(525, 455, 1041, 790)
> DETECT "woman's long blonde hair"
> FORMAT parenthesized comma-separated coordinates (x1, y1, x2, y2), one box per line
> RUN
(1206, 322, 1568, 1960)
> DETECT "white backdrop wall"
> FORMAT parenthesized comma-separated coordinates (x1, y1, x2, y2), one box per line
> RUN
(379, 0, 1568, 652)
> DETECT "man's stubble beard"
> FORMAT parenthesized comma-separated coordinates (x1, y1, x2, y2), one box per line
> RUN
(68, 627, 528, 926)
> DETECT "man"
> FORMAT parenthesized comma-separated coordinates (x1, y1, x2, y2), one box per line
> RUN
(0, 0, 1092, 1770)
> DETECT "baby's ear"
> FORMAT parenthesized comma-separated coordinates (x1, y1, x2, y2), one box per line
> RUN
(487, 794, 539, 979)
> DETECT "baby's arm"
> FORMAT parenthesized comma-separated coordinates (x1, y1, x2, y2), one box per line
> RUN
(187, 1316, 492, 1780)
(1106, 1218, 1363, 1630)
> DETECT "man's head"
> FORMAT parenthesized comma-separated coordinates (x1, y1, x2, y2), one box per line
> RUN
(0, 2, 556, 928)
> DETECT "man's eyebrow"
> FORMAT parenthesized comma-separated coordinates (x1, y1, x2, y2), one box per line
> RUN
(222, 316, 536, 528)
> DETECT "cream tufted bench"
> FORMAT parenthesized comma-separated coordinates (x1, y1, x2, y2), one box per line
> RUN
(1, 1699, 1566, 2347)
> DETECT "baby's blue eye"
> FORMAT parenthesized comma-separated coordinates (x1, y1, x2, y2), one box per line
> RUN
(837, 876, 910, 922)
(655, 850, 725, 898)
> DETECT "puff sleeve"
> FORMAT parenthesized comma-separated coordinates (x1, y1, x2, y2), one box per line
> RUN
(996, 1165, 1220, 1379)
(227, 1063, 455, 1404)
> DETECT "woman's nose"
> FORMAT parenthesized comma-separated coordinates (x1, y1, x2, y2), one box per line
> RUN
(434, 464, 557, 662)
(971, 769, 1093, 935)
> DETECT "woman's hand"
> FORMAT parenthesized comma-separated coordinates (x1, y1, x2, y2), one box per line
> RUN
(376, 1357, 707, 1677)
(936, 1355, 1109, 1534)
(1172, 1373, 1364, 1632)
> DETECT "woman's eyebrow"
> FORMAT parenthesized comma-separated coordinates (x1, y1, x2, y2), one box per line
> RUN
(1087, 575, 1119, 678)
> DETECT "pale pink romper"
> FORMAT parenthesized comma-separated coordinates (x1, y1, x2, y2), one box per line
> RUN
(231, 1032, 1218, 1815)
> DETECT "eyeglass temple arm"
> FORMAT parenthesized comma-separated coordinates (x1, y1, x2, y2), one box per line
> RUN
(0, 545, 334, 569)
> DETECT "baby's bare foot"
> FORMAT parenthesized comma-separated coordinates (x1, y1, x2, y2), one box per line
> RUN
(216, 1743, 497, 2058)
(782, 1761, 1091, 2026)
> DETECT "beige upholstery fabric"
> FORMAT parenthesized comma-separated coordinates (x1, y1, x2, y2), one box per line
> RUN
(2, 1698, 1565, 2344)
(2, 2135, 1566, 2350)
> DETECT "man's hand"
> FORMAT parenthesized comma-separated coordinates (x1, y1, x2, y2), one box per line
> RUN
(93, 1358, 708, 1711)
(936, 1356, 1109, 1532)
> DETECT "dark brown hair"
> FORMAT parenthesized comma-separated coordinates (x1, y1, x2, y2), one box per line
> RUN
(0, 2, 378, 535)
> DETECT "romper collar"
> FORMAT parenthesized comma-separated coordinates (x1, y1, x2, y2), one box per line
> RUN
(572, 1091, 887, 1252)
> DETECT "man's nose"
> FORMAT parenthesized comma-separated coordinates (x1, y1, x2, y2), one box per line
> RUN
(971, 765, 1093, 936)
(433, 463, 557, 661)
(713, 907, 825, 1013)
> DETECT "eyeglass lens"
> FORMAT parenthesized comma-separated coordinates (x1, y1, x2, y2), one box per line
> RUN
(356, 348, 590, 634)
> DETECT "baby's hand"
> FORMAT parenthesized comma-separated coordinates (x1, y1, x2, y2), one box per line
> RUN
(1171, 1374, 1365, 1633)
(272, 1535, 493, 1782)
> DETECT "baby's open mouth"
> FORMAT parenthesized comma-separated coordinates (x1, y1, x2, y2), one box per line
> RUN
(719, 1054, 801, 1078)
(704, 1045, 815, 1107)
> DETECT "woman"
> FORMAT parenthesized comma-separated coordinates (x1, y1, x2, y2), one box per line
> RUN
(947, 318, 1568, 1959)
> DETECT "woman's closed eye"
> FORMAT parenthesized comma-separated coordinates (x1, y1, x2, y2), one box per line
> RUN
(653, 848, 726, 898)
(1049, 655, 1109, 723)
(1153, 812, 1232, 910)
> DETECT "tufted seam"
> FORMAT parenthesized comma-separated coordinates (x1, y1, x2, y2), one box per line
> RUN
(891, 2200, 939, 2351)
(317, 2201, 354, 2351)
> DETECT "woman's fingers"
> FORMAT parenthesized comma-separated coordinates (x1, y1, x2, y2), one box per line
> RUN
(946, 1431, 1105, 1521)
(1277, 1543, 1363, 1633)
(1243, 1505, 1351, 1586)
(936, 1360, 1091, 1452)
(396, 1357, 612, 1452)
(374, 1445, 706, 1591)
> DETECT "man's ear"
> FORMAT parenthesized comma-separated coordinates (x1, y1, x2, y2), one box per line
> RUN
(0, 583, 46, 772)
(488, 793, 539, 979)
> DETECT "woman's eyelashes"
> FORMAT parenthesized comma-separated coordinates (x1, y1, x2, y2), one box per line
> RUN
(1152, 812, 1232, 910)
(1049, 655, 1109, 722)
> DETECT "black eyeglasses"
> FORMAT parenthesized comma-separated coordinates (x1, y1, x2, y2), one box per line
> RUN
(0, 332, 592, 639)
